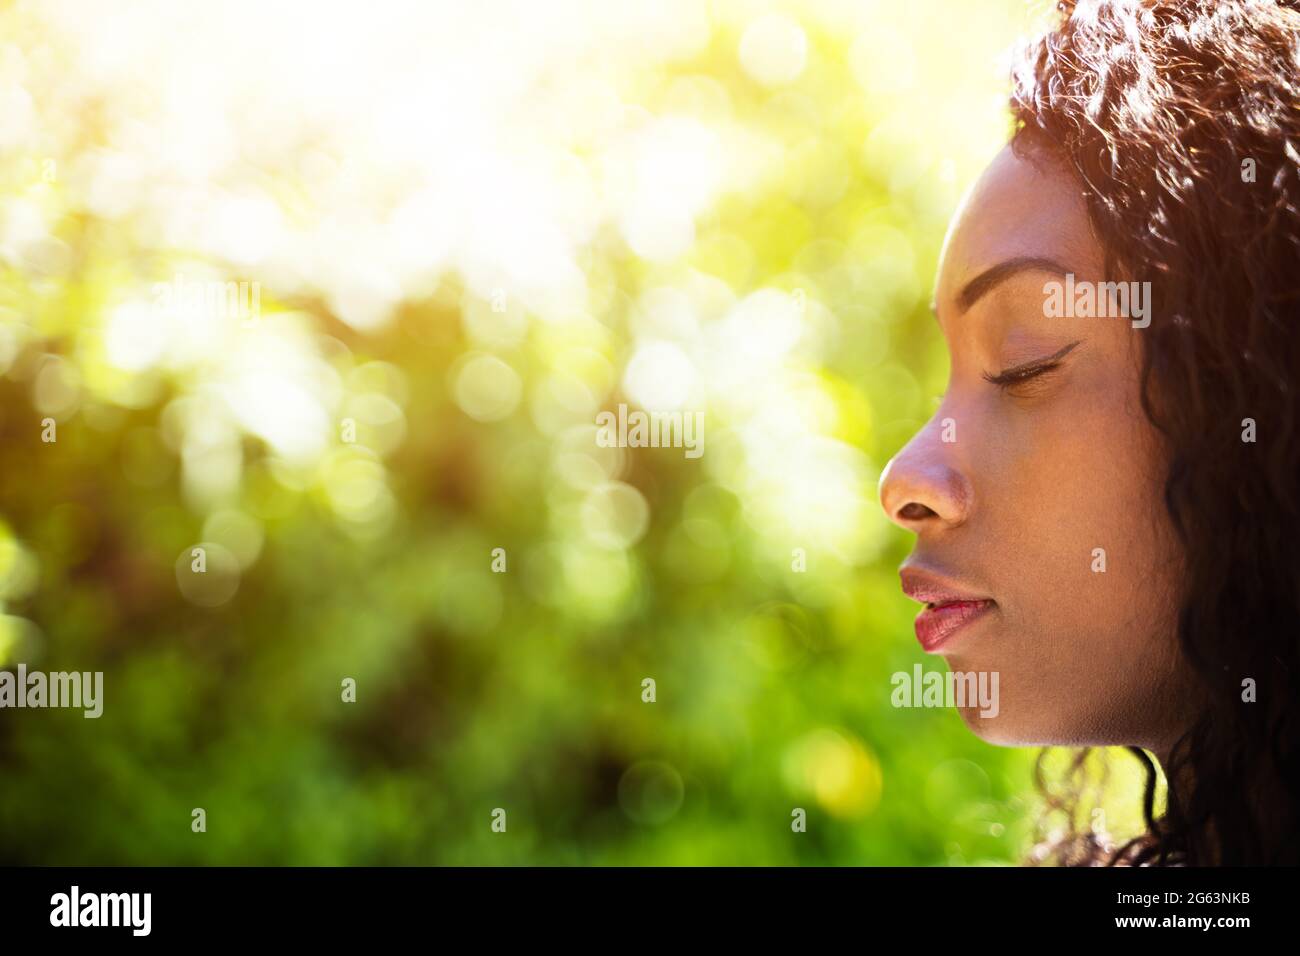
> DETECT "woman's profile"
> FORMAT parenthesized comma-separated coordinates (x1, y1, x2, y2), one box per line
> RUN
(879, 0, 1300, 865)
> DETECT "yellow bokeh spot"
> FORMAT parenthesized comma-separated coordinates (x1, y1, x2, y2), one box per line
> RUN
(785, 728, 883, 819)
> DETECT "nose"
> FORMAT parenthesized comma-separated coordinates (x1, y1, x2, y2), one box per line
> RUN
(878, 415, 973, 532)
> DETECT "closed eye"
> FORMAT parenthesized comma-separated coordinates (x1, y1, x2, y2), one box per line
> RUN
(983, 341, 1080, 390)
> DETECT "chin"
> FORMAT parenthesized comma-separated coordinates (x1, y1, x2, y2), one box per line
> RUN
(954, 705, 1073, 747)
(957, 703, 1136, 749)
(956, 706, 1019, 744)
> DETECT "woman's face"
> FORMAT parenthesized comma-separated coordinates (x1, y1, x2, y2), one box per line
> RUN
(879, 143, 1194, 752)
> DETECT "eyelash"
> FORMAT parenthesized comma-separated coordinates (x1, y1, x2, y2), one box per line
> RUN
(982, 360, 1062, 390)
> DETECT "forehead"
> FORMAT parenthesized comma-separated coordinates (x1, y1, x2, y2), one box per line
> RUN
(936, 143, 1102, 307)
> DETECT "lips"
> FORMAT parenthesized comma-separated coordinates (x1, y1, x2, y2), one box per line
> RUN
(899, 566, 996, 653)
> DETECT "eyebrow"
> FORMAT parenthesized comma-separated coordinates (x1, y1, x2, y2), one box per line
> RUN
(933, 255, 1075, 317)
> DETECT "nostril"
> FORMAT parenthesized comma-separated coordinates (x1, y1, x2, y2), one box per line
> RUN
(898, 501, 938, 522)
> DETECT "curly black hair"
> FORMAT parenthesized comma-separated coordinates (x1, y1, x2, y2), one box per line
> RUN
(1008, 0, 1300, 866)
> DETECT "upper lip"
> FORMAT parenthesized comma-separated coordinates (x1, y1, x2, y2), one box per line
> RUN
(899, 564, 994, 607)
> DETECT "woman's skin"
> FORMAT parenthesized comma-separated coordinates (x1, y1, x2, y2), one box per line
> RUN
(878, 143, 1201, 761)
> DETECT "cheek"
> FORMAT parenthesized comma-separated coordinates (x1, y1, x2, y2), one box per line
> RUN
(980, 374, 1162, 599)
(953, 379, 1181, 743)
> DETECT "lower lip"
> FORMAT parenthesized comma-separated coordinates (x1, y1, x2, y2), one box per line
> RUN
(914, 600, 994, 652)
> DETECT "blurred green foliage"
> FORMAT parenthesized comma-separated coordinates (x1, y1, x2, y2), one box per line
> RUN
(0, 1, 1146, 864)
